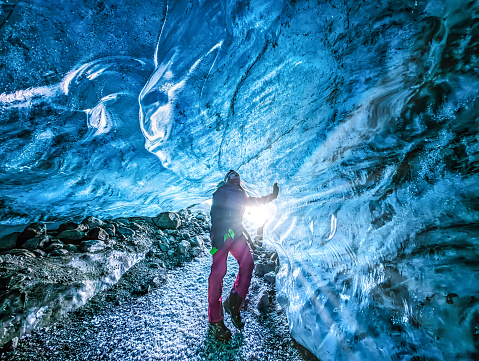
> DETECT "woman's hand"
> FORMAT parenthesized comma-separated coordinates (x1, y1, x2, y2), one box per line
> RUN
(272, 183, 279, 199)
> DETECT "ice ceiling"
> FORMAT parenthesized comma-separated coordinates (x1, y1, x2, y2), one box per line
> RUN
(1, 0, 478, 359)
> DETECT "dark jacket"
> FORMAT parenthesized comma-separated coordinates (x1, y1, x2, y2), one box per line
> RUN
(210, 183, 272, 249)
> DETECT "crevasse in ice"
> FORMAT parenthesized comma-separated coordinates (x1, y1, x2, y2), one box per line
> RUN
(1, 0, 478, 360)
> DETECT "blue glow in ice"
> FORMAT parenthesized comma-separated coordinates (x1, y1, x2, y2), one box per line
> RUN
(1, 0, 478, 359)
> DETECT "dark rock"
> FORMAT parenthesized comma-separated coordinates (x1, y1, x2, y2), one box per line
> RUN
(132, 284, 150, 296)
(264, 271, 276, 284)
(49, 249, 69, 257)
(0, 274, 11, 291)
(254, 262, 276, 277)
(116, 227, 134, 237)
(130, 222, 143, 231)
(57, 230, 85, 244)
(188, 236, 203, 248)
(160, 236, 170, 244)
(79, 240, 106, 253)
(159, 243, 169, 252)
(105, 224, 116, 237)
(32, 249, 46, 257)
(196, 213, 206, 221)
(1, 249, 36, 258)
(0, 232, 19, 251)
(21, 237, 42, 251)
(178, 240, 190, 255)
(18, 222, 46, 244)
(45, 243, 63, 253)
(178, 232, 190, 240)
(257, 288, 269, 311)
(153, 212, 181, 230)
(191, 221, 201, 229)
(0, 256, 3, 263)
(57, 222, 79, 233)
(87, 228, 109, 241)
(81, 216, 106, 229)
(64, 244, 77, 252)
(146, 249, 156, 258)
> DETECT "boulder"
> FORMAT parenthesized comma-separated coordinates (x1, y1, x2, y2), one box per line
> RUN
(254, 262, 276, 277)
(79, 240, 106, 253)
(256, 288, 269, 311)
(196, 213, 206, 221)
(153, 212, 181, 230)
(87, 228, 109, 241)
(159, 243, 169, 252)
(81, 216, 106, 229)
(64, 244, 78, 252)
(32, 249, 46, 257)
(188, 236, 203, 248)
(21, 237, 42, 251)
(45, 243, 63, 253)
(0, 232, 19, 251)
(116, 227, 134, 237)
(178, 232, 190, 240)
(57, 230, 85, 244)
(49, 249, 69, 257)
(264, 271, 276, 284)
(129, 222, 143, 231)
(178, 240, 190, 255)
(105, 224, 116, 237)
(18, 222, 46, 244)
(57, 222, 80, 233)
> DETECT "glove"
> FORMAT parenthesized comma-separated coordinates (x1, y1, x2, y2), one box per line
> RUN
(272, 183, 279, 200)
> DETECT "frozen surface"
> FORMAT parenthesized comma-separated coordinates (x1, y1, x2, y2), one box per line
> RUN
(5, 254, 312, 361)
(1, 0, 479, 359)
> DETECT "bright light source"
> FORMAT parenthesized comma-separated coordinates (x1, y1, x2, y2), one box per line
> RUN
(244, 203, 277, 230)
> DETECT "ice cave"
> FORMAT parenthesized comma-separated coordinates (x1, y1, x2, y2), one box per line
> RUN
(0, 0, 478, 360)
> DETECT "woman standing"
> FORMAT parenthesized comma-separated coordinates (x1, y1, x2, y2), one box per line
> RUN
(208, 170, 279, 341)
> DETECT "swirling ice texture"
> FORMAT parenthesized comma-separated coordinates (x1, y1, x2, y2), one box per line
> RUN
(1, 0, 479, 360)
(140, 0, 479, 360)
(0, 0, 193, 223)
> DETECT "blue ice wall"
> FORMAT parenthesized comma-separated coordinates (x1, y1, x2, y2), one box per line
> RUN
(1, 0, 479, 360)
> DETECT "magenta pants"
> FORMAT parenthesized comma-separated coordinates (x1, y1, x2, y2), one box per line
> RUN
(208, 235, 254, 323)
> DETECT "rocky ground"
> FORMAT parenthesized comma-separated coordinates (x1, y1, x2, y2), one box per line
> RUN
(0, 209, 318, 360)
(0, 209, 209, 349)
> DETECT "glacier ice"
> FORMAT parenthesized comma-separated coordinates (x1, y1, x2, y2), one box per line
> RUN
(1, 0, 479, 360)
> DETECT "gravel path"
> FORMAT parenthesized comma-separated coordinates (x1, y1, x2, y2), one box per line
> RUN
(2, 253, 317, 361)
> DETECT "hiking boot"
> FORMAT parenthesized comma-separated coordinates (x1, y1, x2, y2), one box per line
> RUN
(210, 320, 232, 342)
(223, 290, 244, 329)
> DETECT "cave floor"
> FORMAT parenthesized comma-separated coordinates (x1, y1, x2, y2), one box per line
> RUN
(1, 252, 317, 361)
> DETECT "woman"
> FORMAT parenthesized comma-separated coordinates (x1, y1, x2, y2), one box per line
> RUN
(208, 169, 279, 341)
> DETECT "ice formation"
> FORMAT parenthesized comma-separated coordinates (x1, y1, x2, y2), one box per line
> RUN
(1, 0, 478, 359)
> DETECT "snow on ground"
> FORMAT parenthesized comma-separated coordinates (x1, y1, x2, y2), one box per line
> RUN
(2, 253, 317, 361)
